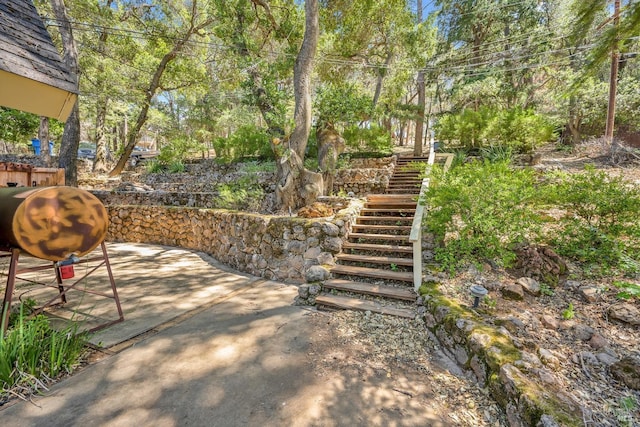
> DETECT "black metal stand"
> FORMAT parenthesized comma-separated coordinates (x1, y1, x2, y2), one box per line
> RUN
(0, 242, 124, 333)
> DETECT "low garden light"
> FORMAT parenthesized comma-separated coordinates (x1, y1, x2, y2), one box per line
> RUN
(470, 285, 488, 308)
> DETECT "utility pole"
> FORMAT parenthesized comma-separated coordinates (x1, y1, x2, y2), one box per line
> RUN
(605, 0, 621, 145)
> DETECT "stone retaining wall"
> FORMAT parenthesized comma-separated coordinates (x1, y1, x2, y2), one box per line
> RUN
(94, 191, 218, 208)
(105, 199, 362, 282)
(348, 156, 394, 169)
(333, 167, 393, 196)
(418, 286, 581, 426)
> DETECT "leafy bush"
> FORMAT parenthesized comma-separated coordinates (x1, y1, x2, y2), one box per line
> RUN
(425, 161, 640, 277)
(241, 160, 275, 174)
(213, 125, 273, 162)
(483, 108, 556, 154)
(342, 125, 393, 155)
(424, 160, 541, 273)
(158, 135, 206, 164)
(145, 159, 165, 173)
(216, 175, 265, 211)
(168, 161, 185, 173)
(314, 82, 372, 124)
(479, 145, 513, 163)
(435, 107, 556, 154)
(542, 167, 640, 276)
(435, 108, 491, 149)
(1, 303, 86, 397)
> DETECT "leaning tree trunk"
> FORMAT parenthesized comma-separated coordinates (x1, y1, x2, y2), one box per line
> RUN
(272, 0, 322, 212)
(51, 0, 80, 186)
(109, 6, 213, 176)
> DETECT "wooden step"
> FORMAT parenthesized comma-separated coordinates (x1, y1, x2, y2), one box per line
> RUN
(386, 186, 420, 190)
(352, 224, 412, 232)
(388, 178, 422, 183)
(323, 279, 415, 301)
(349, 232, 410, 242)
(397, 157, 430, 162)
(360, 208, 416, 215)
(336, 253, 413, 266)
(315, 294, 414, 318)
(391, 173, 422, 177)
(386, 190, 420, 195)
(356, 216, 413, 223)
(342, 242, 413, 253)
(364, 203, 417, 210)
(387, 186, 420, 189)
(330, 264, 414, 282)
(368, 193, 416, 199)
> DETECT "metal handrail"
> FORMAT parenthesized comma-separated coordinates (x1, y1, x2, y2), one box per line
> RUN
(409, 148, 453, 292)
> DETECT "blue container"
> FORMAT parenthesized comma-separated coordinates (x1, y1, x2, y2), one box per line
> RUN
(31, 138, 41, 155)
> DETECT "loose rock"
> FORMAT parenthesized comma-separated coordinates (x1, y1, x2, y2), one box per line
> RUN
(608, 303, 640, 326)
(306, 265, 330, 282)
(517, 277, 541, 296)
(610, 357, 640, 390)
(501, 284, 524, 301)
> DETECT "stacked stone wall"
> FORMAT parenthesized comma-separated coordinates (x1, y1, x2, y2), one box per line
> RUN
(106, 200, 362, 282)
(333, 167, 393, 196)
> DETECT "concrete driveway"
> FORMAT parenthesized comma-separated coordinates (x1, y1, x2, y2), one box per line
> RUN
(0, 243, 449, 427)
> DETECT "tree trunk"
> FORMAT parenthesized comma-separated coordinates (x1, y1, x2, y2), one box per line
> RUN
(414, 70, 425, 156)
(93, 19, 111, 173)
(58, 103, 80, 186)
(273, 0, 322, 212)
(93, 96, 110, 172)
(413, 0, 424, 157)
(231, 4, 285, 136)
(372, 50, 393, 109)
(317, 122, 345, 195)
(109, 8, 213, 176)
(38, 116, 50, 162)
(51, 0, 80, 186)
(605, 0, 621, 145)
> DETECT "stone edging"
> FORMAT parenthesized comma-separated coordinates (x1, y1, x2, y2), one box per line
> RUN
(418, 283, 582, 427)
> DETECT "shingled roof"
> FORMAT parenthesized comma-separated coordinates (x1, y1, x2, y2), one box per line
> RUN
(0, 0, 77, 121)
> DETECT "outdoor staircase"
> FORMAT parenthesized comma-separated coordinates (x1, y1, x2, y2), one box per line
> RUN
(316, 156, 431, 318)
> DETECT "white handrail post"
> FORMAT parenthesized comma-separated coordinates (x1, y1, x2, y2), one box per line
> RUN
(412, 237, 422, 293)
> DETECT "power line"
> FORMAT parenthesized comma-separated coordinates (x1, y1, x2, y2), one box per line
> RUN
(43, 14, 638, 87)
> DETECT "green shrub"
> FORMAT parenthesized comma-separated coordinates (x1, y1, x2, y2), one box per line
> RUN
(435, 107, 556, 154)
(158, 135, 206, 164)
(480, 145, 513, 163)
(216, 175, 265, 211)
(424, 160, 542, 273)
(542, 166, 640, 276)
(213, 125, 273, 162)
(483, 108, 556, 154)
(0, 303, 86, 397)
(435, 108, 491, 149)
(241, 160, 275, 174)
(145, 159, 165, 173)
(168, 161, 185, 173)
(314, 82, 372, 125)
(342, 125, 393, 155)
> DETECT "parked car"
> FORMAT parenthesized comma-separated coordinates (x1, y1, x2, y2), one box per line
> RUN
(77, 148, 95, 159)
(129, 147, 159, 166)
